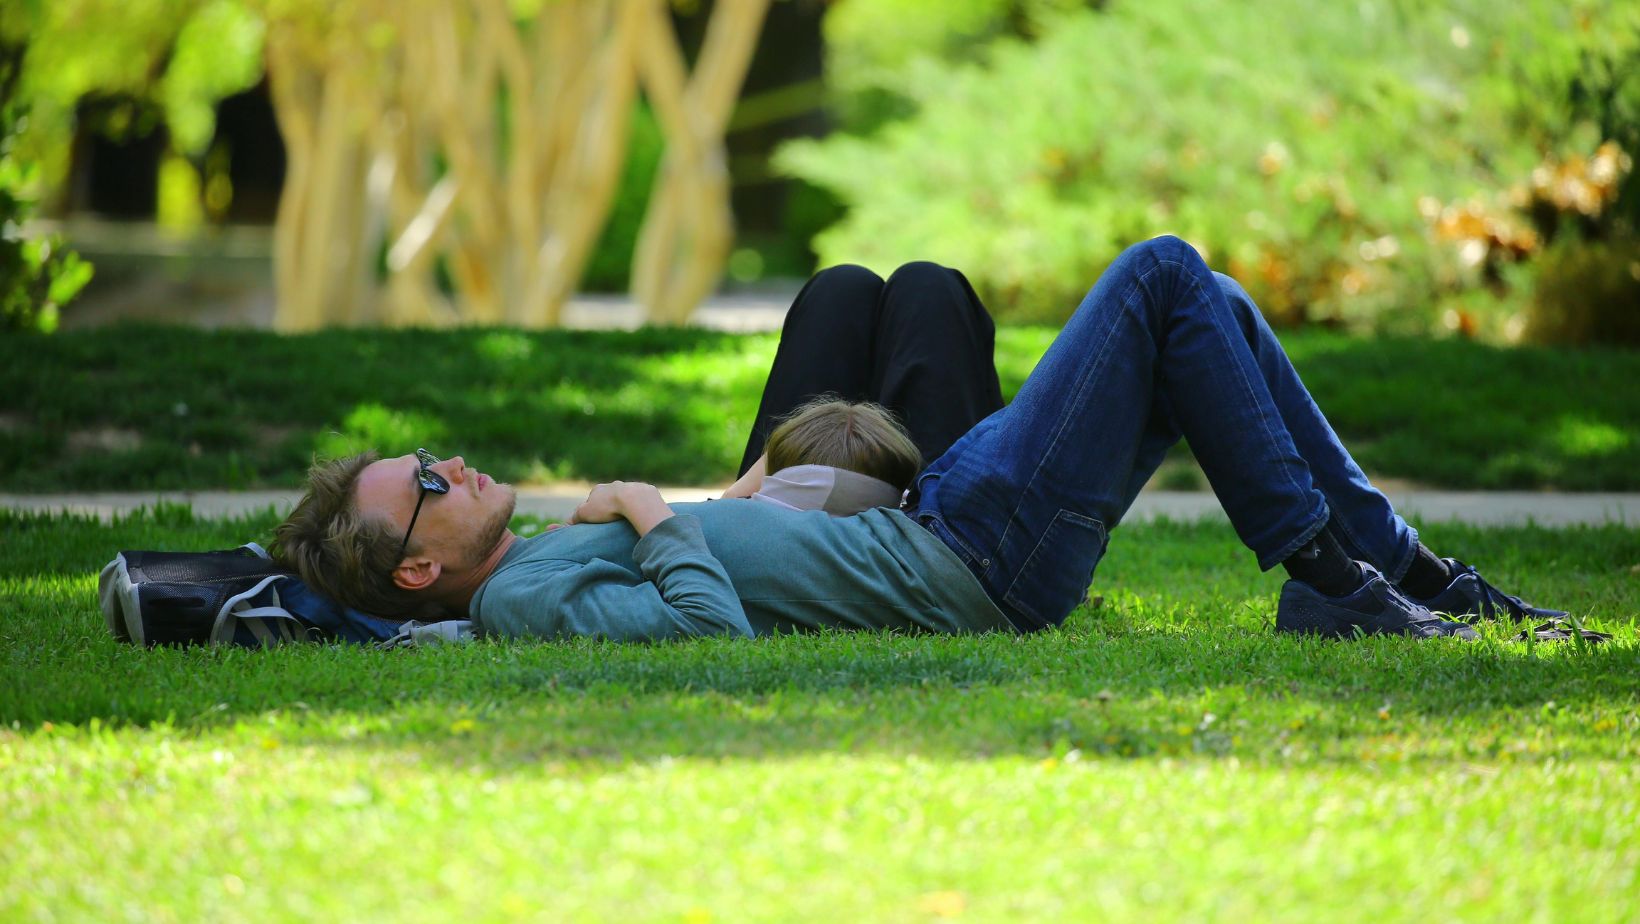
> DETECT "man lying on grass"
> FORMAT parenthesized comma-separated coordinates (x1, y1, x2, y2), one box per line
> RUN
(273, 237, 1563, 642)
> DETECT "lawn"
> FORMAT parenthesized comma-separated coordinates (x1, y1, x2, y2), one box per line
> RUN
(3, 507, 1637, 920)
(4, 324, 1638, 491)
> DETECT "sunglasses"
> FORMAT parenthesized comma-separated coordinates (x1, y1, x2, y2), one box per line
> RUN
(397, 448, 450, 562)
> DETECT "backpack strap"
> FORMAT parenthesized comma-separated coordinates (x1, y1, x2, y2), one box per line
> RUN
(212, 574, 295, 645)
(98, 553, 141, 643)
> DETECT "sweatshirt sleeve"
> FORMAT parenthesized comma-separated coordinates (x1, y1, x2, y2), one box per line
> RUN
(476, 515, 754, 641)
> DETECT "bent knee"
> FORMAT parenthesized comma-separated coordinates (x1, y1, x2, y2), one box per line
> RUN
(1212, 271, 1267, 325)
(1116, 235, 1214, 300)
(1129, 234, 1200, 264)
(880, 260, 987, 320)
(809, 263, 885, 292)
(885, 260, 956, 284)
(789, 264, 885, 324)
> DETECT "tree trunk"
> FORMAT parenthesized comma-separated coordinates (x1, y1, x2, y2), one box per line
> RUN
(261, 0, 768, 330)
(632, 0, 770, 325)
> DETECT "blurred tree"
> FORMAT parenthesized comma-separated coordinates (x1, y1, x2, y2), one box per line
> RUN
(241, 0, 771, 328)
(5, 0, 252, 199)
(0, 3, 94, 333)
(11, 0, 770, 328)
(629, 0, 769, 323)
(263, 0, 634, 326)
(1418, 1, 1638, 343)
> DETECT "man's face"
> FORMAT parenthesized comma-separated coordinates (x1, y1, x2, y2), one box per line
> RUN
(355, 451, 517, 569)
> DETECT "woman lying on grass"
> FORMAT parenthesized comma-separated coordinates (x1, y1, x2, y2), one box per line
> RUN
(272, 237, 1565, 641)
(726, 397, 924, 519)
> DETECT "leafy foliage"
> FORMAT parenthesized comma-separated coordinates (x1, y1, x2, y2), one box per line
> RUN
(1528, 233, 1640, 345)
(160, 0, 265, 155)
(3, 0, 263, 192)
(782, 0, 1639, 331)
(0, 42, 91, 333)
(821, 0, 1091, 133)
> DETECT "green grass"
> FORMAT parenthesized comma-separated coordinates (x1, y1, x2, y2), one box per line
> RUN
(3, 507, 1638, 920)
(4, 325, 1638, 491)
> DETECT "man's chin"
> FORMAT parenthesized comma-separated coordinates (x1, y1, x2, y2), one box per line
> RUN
(491, 484, 519, 529)
(496, 483, 519, 518)
(460, 487, 519, 566)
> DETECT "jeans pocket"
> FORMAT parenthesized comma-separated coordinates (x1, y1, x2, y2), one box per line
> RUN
(916, 512, 989, 575)
(1002, 509, 1109, 629)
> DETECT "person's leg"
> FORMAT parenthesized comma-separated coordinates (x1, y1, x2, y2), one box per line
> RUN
(1211, 272, 1564, 621)
(738, 265, 884, 476)
(870, 262, 1006, 468)
(1089, 274, 1417, 578)
(739, 262, 1005, 474)
(913, 236, 1464, 637)
(1209, 272, 1419, 580)
(916, 236, 1329, 628)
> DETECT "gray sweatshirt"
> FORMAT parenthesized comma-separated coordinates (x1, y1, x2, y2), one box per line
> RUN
(468, 499, 1011, 641)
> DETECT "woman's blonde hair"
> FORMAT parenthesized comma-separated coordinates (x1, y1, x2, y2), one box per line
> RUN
(764, 398, 923, 490)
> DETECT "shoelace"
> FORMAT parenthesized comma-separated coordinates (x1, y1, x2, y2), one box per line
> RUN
(1448, 560, 1531, 621)
(1378, 578, 1445, 627)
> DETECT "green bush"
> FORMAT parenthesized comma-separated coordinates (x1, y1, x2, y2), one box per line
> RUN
(782, 0, 1636, 329)
(1528, 234, 1640, 345)
(0, 44, 90, 334)
(821, 0, 1090, 134)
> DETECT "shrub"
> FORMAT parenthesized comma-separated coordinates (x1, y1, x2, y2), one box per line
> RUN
(0, 42, 90, 334)
(1425, 139, 1636, 344)
(821, 0, 1089, 135)
(1528, 234, 1640, 345)
(781, 0, 1636, 330)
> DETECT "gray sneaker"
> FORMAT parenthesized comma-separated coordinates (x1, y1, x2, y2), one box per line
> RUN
(1277, 564, 1478, 640)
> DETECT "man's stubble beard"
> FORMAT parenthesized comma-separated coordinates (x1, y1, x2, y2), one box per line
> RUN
(458, 485, 519, 568)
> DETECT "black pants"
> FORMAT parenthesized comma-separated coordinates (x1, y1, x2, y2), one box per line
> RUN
(738, 262, 1007, 476)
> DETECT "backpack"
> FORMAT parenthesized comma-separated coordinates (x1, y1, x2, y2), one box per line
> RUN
(98, 543, 410, 648)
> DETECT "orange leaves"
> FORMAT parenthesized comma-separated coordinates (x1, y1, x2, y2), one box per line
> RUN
(1425, 141, 1632, 284)
(1527, 140, 1632, 218)
(1425, 197, 1539, 266)
(1258, 141, 1291, 178)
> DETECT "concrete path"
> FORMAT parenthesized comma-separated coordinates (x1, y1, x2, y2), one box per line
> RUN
(63, 281, 801, 332)
(6, 488, 1638, 527)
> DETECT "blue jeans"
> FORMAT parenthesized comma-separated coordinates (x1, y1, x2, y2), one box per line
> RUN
(910, 236, 1419, 632)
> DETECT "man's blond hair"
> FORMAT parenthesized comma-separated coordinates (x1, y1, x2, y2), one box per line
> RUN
(765, 398, 922, 490)
(270, 452, 432, 618)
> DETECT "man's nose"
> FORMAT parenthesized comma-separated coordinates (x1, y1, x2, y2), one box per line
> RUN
(436, 456, 467, 482)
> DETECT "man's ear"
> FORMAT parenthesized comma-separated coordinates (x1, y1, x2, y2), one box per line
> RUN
(392, 556, 442, 592)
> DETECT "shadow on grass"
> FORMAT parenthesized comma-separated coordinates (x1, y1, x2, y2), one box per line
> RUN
(2, 324, 778, 491)
(5, 508, 1637, 769)
(7, 323, 1640, 492)
(7, 621, 1637, 770)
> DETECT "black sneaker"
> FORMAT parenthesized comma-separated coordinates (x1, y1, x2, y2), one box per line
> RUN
(1410, 559, 1567, 623)
(1277, 563, 1477, 639)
